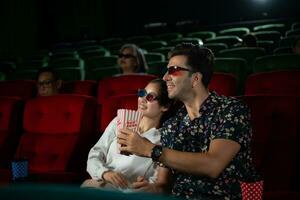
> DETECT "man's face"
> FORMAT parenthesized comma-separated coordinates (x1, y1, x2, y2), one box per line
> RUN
(163, 55, 193, 100)
(37, 72, 60, 96)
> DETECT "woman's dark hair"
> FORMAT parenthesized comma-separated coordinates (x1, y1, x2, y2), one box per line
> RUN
(149, 78, 179, 126)
(119, 44, 148, 73)
(168, 43, 214, 88)
(36, 67, 60, 81)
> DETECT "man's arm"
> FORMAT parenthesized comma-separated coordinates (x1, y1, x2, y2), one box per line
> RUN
(118, 129, 240, 179)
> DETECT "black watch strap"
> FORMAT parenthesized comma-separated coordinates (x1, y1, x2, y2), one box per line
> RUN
(151, 145, 163, 162)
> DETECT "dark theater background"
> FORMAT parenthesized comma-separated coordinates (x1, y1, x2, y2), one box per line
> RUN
(1, 0, 300, 200)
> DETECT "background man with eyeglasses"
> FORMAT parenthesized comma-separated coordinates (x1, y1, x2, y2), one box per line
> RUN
(118, 43, 260, 199)
(36, 67, 62, 96)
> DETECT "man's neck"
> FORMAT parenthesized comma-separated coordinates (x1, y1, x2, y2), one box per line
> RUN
(183, 88, 209, 121)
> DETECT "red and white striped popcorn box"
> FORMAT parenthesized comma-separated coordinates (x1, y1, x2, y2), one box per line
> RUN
(240, 180, 264, 200)
(116, 109, 143, 155)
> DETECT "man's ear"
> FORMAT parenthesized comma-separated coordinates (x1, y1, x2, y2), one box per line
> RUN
(192, 72, 202, 87)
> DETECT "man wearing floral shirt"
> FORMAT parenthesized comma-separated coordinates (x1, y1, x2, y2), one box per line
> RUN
(118, 43, 259, 199)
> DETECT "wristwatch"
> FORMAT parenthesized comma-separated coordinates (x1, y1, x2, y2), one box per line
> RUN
(151, 145, 163, 161)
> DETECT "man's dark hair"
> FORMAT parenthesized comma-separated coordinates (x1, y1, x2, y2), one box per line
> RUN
(36, 67, 60, 81)
(168, 43, 214, 88)
(242, 34, 257, 47)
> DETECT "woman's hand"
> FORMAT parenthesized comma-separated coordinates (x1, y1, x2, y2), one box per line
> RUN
(117, 128, 155, 157)
(102, 170, 129, 188)
(132, 176, 161, 193)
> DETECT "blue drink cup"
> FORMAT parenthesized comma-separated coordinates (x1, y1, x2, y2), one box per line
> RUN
(11, 159, 28, 181)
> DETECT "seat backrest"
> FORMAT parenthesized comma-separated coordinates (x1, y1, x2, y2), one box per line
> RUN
(100, 94, 138, 132)
(240, 95, 300, 191)
(0, 96, 24, 168)
(253, 54, 300, 73)
(208, 73, 238, 96)
(0, 80, 37, 100)
(16, 94, 97, 173)
(97, 74, 157, 105)
(245, 70, 300, 95)
(60, 80, 97, 97)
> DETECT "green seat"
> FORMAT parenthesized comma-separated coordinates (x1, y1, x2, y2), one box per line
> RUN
(153, 33, 183, 43)
(253, 31, 281, 46)
(105, 43, 125, 55)
(51, 42, 73, 52)
(187, 31, 216, 41)
(203, 43, 228, 55)
(152, 46, 173, 58)
(147, 61, 168, 77)
(279, 36, 297, 47)
(219, 27, 250, 38)
(7, 69, 37, 80)
(56, 67, 85, 80)
(50, 51, 79, 62)
(144, 53, 165, 63)
(214, 58, 247, 94)
(253, 23, 286, 35)
(0, 72, 6, 81)
(17, 60, 46, 70)
(77, 45, 107, 54)
(170, 38, 203, 46)
(205, 36, 242, 48)
(273, 47, 293, 55)
(139, 40, 168, 51)
(85, 56, 118, 70)
(285, 28, 300, 37)
(253, 54, 300, 73)
(291, 22, 300, 30)
(217, 47, 266, 74)
(76, 40, 97, 49)
(89, 66, 121, 80)
(79, 49, 111, 61)
(126, 35, 152, 44)
(257, 40, 275, 55)
(49, 58, 84, 70)
(99, 37, 124, 47)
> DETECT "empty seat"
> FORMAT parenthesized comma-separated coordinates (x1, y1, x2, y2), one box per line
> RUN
(205, 36, 242, 48)
(0, 80, 37, 100)
(144, 52, 165, 63)
(273, 47, 293, 55)
(240, 95, 300, 191)
(15, 94, 97, 183)
(153, 33, 183, 43)
(253, 23, 286, 35)
(208, 73, 238, 96)
(187, 31, 216, 41)
(203, 43, 228, 55)
(253, 31, 281, 46)
(60, 80, 97, 97)
(279, 36, 298, 47)
(217, 47, 266, 74)
(0, 96, 24, 168)
(139, 41, 168, 51)
(147, 61, 168, 77)
(245, 70, 300, 95)
(218, 27, 250, 38)
(253, 54, 300, 73)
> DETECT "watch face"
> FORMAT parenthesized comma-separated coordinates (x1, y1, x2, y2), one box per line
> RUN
(152, 145, 162, 161)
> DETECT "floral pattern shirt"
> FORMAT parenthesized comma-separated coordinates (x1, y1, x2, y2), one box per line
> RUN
(160, 91, 259, 200)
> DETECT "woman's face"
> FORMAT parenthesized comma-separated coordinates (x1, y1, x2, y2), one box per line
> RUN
(137, 82, 167, 119)
(118, 47, 138, 73)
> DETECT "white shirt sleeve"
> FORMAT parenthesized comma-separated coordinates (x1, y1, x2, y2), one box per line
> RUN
(86, 117, 118, 180)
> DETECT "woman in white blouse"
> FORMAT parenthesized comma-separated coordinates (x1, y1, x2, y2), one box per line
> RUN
(81, 79, 173, 191)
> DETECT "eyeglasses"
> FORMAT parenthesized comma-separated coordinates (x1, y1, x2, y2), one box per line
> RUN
(166, 65, 192, 75)
(118, 53, 136, 59)
(137, 89, 159, 102)
(37, 79, 56, 87)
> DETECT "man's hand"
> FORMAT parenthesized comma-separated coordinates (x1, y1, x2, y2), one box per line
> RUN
(102, 171, 129, 188)
(117, 128, 155, 157)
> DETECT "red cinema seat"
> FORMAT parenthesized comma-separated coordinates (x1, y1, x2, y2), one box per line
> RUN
(245, 70, 300, 95)
(60, 80, 97, 97)
(97, 74, 157, 105)
(0, 96, 24, 169)
(97, 74, 156, 132)
(101, 94, 138, 132)
(241, 95, 300, 191)
(0, 80, 37, 100)
(209, 73, 238, 96)
(15, 94, 97, 184)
